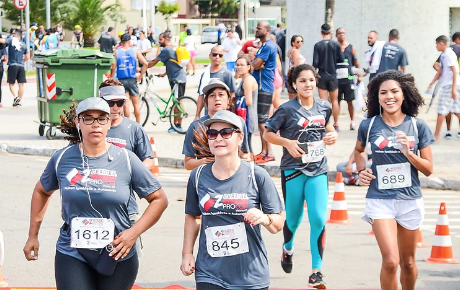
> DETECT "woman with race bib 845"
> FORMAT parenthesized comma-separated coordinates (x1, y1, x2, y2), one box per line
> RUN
(353, 70, 434, 290)
(264, 64, 338, 289)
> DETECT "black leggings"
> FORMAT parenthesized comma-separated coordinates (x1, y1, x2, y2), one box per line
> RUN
(0, 66, 3, 103)
(196, 282, 268, 290)
(55, 250, 139, 290)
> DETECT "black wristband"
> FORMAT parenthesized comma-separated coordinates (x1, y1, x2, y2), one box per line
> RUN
(357, 169, 366, 174)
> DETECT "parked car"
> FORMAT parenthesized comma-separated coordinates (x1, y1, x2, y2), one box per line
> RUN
(201, 26, 219, 44)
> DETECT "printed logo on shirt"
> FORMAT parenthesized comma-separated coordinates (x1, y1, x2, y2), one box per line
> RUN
(374, 135, 415, 151)
(107, 137, 127, 148)
(66, 168, 83, 185)
(65, 168, 117, 187)
(297, 115, 325, 129)
(200, 193, 249, 214)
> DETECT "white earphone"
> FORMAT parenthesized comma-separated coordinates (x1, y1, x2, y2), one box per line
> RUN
(294, 85, 297, 90)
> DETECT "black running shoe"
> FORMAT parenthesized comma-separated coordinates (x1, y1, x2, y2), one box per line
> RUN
(281, 248, 293, 273)
(308, 271, 326, 289)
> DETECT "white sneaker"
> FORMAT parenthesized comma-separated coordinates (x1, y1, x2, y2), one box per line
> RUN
(13, 97, 20, 107)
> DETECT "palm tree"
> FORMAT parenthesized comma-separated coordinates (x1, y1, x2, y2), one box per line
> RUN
(0, 0, 71, 27)
(64, 0, 125, 47)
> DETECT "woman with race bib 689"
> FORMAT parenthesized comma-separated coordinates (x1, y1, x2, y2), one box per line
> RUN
(353, 70, 434, 290)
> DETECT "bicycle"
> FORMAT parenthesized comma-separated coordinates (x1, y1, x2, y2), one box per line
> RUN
(138, 74, 197, 134)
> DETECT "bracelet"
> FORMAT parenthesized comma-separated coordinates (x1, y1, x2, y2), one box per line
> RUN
(265, 214, 273, 226)
(357, 169, 366, 174)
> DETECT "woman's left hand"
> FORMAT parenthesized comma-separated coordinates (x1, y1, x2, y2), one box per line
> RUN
(242, 208, 270, 226)
(396, 132, 411, 157)
(109, 228, 138, 260)
(323, 131, 338, 146)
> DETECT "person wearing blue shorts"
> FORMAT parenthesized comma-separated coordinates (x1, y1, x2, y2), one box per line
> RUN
(264, 64, 338, 289)
(354, 70, 434, 290)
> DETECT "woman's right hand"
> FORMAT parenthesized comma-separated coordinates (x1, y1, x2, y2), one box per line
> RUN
(180, 253, 196, 276)
(283, 139, 304, 158)
(23, 236, 39, 261)
(358, 168, 376, 186)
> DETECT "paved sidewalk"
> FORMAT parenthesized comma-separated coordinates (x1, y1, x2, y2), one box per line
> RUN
(1, 67, 459, 190)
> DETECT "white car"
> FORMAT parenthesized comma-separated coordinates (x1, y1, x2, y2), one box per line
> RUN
(201, 26, 219, 44)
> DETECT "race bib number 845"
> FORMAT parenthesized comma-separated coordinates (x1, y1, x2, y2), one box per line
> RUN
(205, 223, 249, 257)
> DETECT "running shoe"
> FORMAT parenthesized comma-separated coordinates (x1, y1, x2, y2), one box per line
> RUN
(350, 121, 356, 130)
(254, 153, 265, 161)
(168, 127, 176, 133)
(0, 103, 3, 108)
(444, 132, 452, 139)
(255, 154, 275, 164)
(175, 125, 184, 133)
(333, 124, 339, 132)
(308, 271, 326, 289)
(281, 248, 293, 273)
(457, 130, 460, 138)
(13, 97, 20, 107)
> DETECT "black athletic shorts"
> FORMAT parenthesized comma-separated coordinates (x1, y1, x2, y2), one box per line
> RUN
(338, 83, 355, 102)
(7, 65, 26, 84)
(169, 81, 186, 98)
(119, 78, 139, 97)
(257, 90, 273, 124)
(317, 74, 338, 91)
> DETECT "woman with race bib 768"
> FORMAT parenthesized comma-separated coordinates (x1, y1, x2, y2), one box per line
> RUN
(353, 70, 434, 290)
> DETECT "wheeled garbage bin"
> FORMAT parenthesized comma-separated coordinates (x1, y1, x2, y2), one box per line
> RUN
(33, 49, 114, 139)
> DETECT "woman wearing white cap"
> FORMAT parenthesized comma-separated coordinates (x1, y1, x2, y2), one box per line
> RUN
(180, 109, 285, 290)
(23, 97, 168, 290)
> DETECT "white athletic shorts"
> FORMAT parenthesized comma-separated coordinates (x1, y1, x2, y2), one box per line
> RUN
(361, 198, 425, 230)
(437, 85, 460, 116)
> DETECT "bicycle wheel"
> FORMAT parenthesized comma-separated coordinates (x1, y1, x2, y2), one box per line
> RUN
(169, 96, 197, 134)
(139, 94, 150, 127)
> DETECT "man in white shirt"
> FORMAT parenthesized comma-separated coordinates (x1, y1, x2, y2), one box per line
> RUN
(429, 35, 460, 142)
(221, 30, 242, 73)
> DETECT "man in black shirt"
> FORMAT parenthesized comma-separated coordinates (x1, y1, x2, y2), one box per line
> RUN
(313, 23, 344, 131)
(97, 27, 117, 54)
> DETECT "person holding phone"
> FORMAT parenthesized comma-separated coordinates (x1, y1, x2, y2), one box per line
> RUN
(264, 64, 338, 289)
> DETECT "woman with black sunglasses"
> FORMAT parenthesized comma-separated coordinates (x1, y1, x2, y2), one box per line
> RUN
(23, 97, 168, 290)
(180, 109, 285, 290)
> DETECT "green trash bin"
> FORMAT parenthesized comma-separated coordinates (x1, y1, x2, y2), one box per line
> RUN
(33, 49, 114, 139)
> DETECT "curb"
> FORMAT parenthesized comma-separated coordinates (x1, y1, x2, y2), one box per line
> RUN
(2, 143, 460, 191)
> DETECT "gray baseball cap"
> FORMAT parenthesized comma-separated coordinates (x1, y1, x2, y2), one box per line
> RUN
(99, 85, 128, 100)
(76, 97, 111, 115)
(202, 78, 231, 97)
(203, 110, 243, 131)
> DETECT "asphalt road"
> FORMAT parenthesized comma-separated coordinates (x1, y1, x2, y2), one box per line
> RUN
(0, 151, 459, 289)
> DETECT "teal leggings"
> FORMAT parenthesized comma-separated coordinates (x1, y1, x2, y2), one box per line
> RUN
(281, 170, 329, 270)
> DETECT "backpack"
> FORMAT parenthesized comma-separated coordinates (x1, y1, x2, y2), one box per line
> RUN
(170, 46, 190, 67)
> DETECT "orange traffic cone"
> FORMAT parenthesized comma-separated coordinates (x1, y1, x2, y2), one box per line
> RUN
(150, 137, 161, 176)
(424, 202, 459, 263)
(327, 172, 351, 224)
(417, 229, 429, 248)
(0, 230, 7, 287)
(367, 230, 374, 235)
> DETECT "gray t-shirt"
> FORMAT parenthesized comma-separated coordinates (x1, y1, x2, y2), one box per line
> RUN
(107, 117, 154, 215)
(6, 38, 27, 66)
(197, 68, 236, 94)
(265, 97, 331, 175)
(182, 114, 250, 158)
(98, 33, 117, 54)
(185, 161, 284, 289)
(40, 144, 162, 262)
(156, 46, 187, 83)
(376, 42, 408, 74)
(357, 115, 434, 200)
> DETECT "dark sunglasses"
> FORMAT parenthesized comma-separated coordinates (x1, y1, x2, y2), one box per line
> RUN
(211, 52, 224, 58)
(206, 128, 240, 140)
(106, 99, 126, 107)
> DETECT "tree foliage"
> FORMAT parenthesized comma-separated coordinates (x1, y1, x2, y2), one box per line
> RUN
(193, 0, 239, 18)
(325, 0, 335, 29)
(157, 0, 180, 29)
(0, 0, 72, 27)
(63, 0, 125, 46)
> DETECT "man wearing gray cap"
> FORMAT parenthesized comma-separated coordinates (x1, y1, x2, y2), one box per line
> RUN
(183, 79, 249, 170)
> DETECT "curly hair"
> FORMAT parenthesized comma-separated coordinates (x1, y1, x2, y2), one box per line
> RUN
(366, 70, 424, 118)
(99, 78, 123, 89)
(286, 64, 319, 92)
(192, 123, 244, 159)
(60, 100, 81, 144)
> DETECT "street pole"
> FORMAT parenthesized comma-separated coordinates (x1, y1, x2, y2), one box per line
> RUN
(20, 10, 23, 28)
(150, 0, 155, 29)
(239, 0, 245, 40)
(142, 0, 147, 32)
(25, 3, 30, 71)
(46, 0, 51, 28)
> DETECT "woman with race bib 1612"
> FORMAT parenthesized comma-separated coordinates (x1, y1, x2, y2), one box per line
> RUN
(264, 64, 338, 289)
(353, 70, 434, 290)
